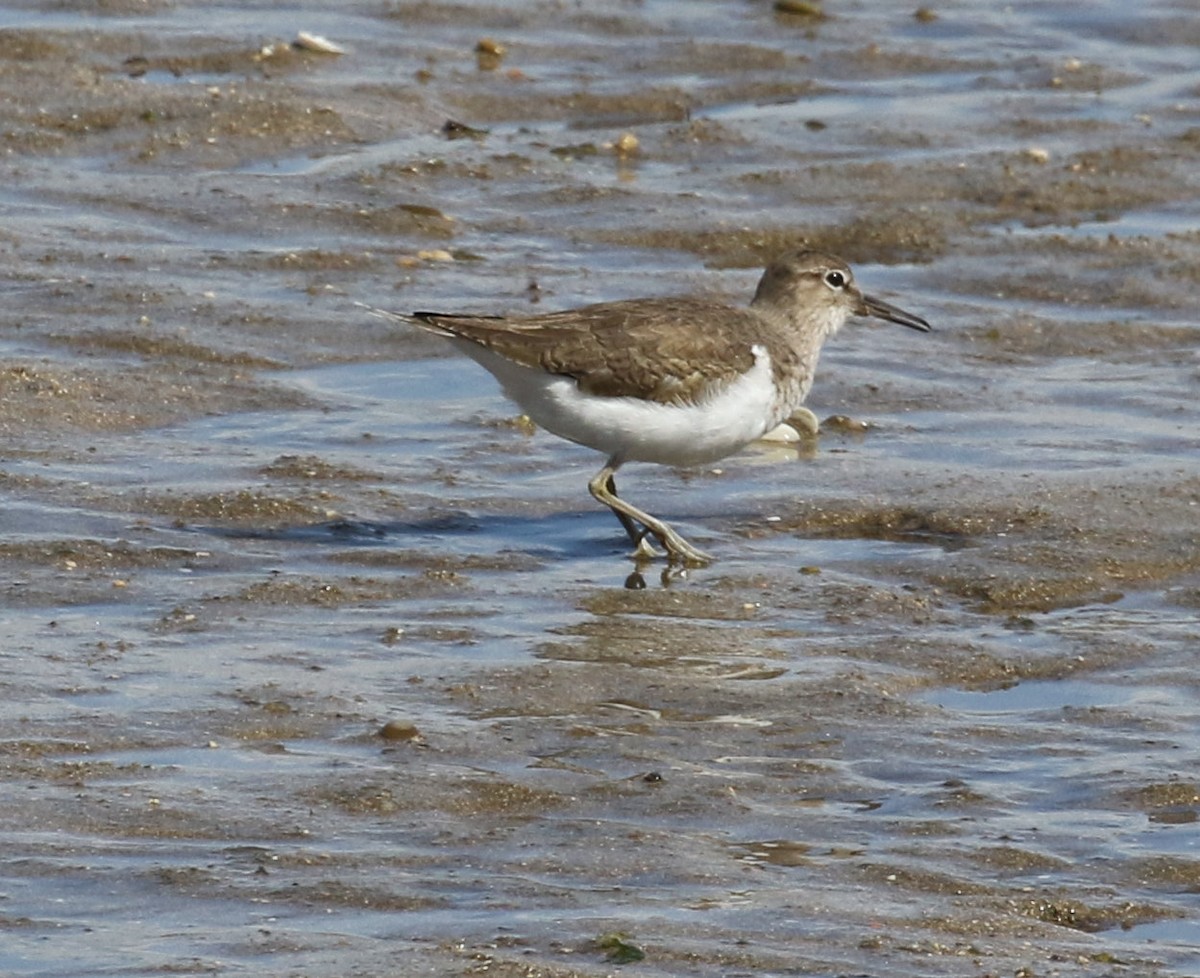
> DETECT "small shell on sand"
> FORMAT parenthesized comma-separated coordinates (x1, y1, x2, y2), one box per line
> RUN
(294, 32, 345, 55)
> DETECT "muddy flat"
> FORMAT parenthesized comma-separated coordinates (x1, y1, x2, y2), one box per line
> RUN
(2, 2, 1199, 976)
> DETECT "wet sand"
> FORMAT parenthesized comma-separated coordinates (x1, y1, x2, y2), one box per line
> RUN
(2, 2, 1199, 976)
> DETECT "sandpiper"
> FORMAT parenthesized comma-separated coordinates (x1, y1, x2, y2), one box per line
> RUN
(400, 249, 930, 565)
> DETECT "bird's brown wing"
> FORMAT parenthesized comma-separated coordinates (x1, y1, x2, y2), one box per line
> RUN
(412, 297, 761, 406)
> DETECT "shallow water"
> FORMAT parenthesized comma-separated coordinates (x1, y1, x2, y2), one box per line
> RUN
(2, 1, 1199, 976)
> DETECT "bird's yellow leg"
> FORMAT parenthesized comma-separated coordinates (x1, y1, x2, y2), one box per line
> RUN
(588, 465, 712, 566)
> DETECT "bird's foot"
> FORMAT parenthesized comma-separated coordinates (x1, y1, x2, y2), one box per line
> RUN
(631, 533, 662, 561)
(628, 525, 711, 567)
(648, 525, 712, 567)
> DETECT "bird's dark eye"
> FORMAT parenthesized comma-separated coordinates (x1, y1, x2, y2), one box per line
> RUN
(824, 270, 846, 290)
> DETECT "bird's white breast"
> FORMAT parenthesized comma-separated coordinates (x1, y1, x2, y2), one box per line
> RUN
(453, 340, 783, 467)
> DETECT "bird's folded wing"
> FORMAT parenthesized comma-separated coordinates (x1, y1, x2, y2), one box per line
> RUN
(413, 298, 760, 406)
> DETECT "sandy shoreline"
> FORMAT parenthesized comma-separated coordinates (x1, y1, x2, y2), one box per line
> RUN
(2, 4, 1199, 976)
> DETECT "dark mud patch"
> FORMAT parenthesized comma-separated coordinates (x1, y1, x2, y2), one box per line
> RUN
(767, 473, 1200, 613)
(1015, 894, 1181, 935)
(763, 498, 1044, 545)
(138, 489, 337, 526)
(594, 208, 950, 268)
(579, 585, 768, 622)
(209, 568, 473, 608)
(0, 361, 311, 437)
(310, 773, 564, 818)
(325, 545, 545, 574)
(259, 453, 383, 482)
(963, 313, 1197, 361)
(50, 329, 286, 369)
(0, 538, 212, 578)
(537, 618, 793, 669)
(0, 29, 360, 164)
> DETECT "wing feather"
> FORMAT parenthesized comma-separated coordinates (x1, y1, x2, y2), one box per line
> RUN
(412, 298, 761, 406)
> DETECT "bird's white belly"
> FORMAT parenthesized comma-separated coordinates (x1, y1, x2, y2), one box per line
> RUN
(455, 340, 783, 467)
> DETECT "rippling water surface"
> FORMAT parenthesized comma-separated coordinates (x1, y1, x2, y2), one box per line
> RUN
(1, 2, 1198, 976)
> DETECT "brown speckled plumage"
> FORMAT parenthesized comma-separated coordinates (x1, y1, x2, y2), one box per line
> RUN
(414, 298, 767, 406)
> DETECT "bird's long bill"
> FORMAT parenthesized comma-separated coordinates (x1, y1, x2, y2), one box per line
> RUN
(858, 292, 931, 332)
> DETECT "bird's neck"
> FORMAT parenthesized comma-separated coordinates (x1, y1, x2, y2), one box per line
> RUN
(767, 308, 847, 418)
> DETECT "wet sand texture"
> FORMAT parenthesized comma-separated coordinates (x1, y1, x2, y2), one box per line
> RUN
(2, 3, 1199, 977)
